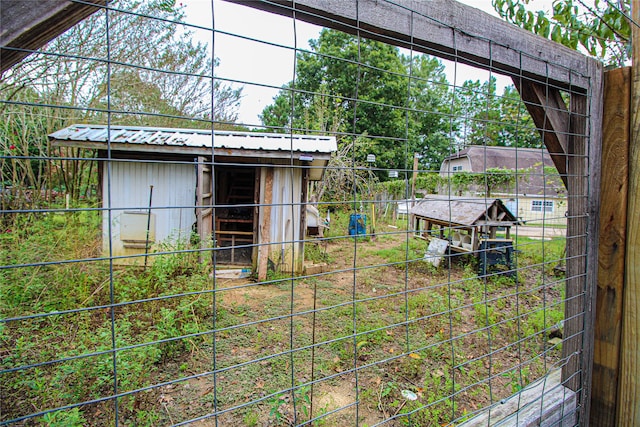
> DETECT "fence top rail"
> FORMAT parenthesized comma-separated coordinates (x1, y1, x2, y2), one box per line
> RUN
(230, 0, 601, 93)
(2, 0, 602, 91)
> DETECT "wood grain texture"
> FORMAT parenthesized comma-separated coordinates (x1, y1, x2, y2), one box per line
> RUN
(0, 0, 105, 73)
(513, 79, 570, 185)
(298, 169, 309, 272)
(618, 5, 640, 422)
(562, 93, 589, 398)
(562, 66, 603, 425)
(590, 67, 630, 427)
(232, 0, 596, 91)
(257, 168, 274, 282)
(583, 60, 604, 427)
(196, 156, 214, 263)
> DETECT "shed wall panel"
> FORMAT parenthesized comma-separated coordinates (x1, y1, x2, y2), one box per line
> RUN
(103, 160, 197, 262)
(258, 167, 303, 272)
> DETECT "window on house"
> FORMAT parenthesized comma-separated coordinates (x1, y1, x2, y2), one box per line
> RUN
(531, 200, 554, 212)
(452, 165, 463, 172)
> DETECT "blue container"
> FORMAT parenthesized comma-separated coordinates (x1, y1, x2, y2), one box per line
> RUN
(348, 214, 367, 236)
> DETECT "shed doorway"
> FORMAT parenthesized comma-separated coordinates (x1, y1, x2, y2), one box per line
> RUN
(214, 166, 257, 265)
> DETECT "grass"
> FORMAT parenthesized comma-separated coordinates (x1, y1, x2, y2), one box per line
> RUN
(1, 206, 568, 426)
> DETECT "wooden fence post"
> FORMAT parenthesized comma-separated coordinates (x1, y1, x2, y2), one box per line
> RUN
(258, 168, 273, 282)
(590, 67, 630, 427)
(617, 3, 640, 423)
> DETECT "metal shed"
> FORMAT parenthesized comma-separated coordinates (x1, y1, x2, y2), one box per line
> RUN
(49, 124, 337, 276)
(410, 196, 520, 254)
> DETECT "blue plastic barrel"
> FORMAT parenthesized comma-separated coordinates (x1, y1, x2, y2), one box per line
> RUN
(348, 214, 367, 236)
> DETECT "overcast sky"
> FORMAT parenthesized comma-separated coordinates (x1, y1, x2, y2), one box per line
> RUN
(181, 0, 557, 125)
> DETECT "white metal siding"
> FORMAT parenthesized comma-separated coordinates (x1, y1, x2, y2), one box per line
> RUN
(103, 160, 197, 261)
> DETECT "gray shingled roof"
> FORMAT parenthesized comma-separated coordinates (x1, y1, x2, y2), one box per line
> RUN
(443, 146, 552, 171)
(410, 196, 518, 227)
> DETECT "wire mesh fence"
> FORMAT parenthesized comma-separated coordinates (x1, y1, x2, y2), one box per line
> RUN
(1, 0, 600, 426)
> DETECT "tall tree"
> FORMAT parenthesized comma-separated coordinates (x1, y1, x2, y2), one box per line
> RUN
(498, 85, 542, 148)
(1, 0, 242, 203)
(453, 78, 541, 148)
(404, 54, 453, 171)
(260, 29, 452, 175)
(1, 0, 241, 127)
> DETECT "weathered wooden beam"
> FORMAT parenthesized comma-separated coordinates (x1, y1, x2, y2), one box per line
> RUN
(562, 93, 590, 412)
(298, 169, 309, 272)
(0, 0, 105, 74)
(561, 71, 602, 425)
(1, 0, 599, 90)
(257, 167, 274, 281)
(457, 370, 575, 426)
(618, 4, 640, 423)
(590, 67, 630, 427)
(513, 79, 569, 186)
(229, 0, 596, 91)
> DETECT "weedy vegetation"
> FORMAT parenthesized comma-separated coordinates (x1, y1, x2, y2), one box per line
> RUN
(1, 207, 566, 426)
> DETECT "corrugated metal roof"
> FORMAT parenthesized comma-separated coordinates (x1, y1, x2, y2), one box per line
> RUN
(49, 124, 337, 154)
(410, 196, 518, 226)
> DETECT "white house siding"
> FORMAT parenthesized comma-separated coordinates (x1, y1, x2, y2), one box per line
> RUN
(103, 160, 197, 262)
(439, 157, 471, 174)
(258, 167, 304, 272)
(502, 195, 567, 226)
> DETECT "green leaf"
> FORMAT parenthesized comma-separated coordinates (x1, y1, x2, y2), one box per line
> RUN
(551, 24, 562, 42)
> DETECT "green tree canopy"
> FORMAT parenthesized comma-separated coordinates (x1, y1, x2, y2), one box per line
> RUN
(1, 0, 242, 127)
(454, 78, 541, 149)
(260, 29, 453, 176)
(1, 0, 243, 202)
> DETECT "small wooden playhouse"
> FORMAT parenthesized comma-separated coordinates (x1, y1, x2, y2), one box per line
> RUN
(410, 196, 520, 269)
(49, 124, 337, 276)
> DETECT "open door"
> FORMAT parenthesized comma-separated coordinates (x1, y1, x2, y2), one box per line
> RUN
(214, 166, 256, 265)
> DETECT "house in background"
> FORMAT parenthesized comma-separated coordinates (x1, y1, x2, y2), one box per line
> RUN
(439, 146, 566, 225)
(49, 124, 337, 276)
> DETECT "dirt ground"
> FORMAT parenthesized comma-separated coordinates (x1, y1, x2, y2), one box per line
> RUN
(130, 229, 562, 427)
(513, 225, 566, 239)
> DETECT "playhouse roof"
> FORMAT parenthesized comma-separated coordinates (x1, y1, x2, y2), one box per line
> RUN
(410, 196, 519, 228)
